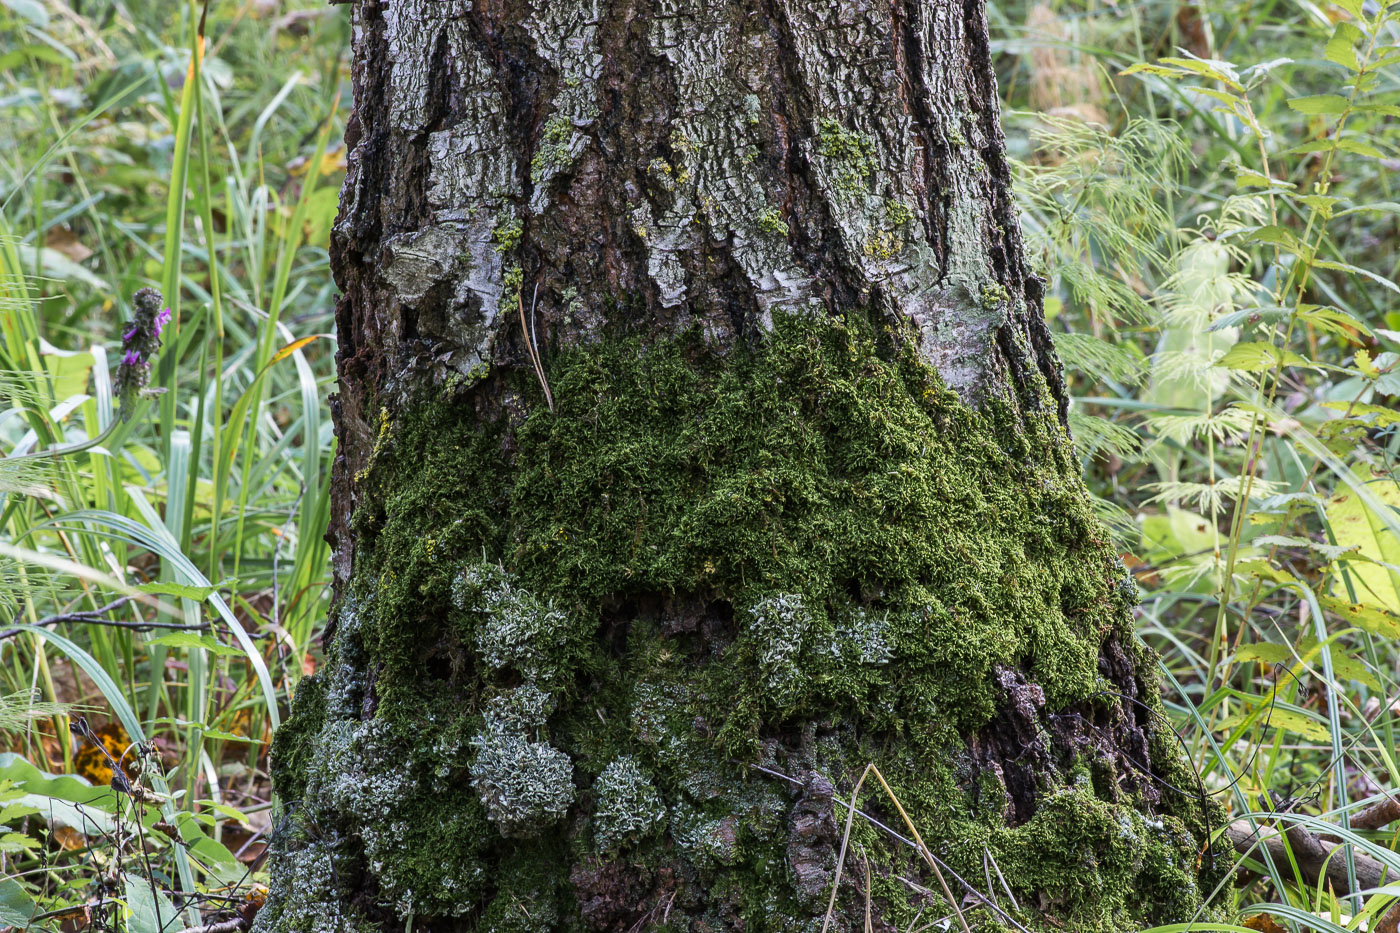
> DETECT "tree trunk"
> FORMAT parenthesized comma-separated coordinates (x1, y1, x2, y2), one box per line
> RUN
(256, 2, 1223, 931)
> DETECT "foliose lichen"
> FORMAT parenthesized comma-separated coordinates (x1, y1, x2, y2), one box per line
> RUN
(591, 755, 667, 851)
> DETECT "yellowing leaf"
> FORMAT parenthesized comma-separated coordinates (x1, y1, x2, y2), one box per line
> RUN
(1326, 476, 1400, 612)
(1355, 348, 1380, 378)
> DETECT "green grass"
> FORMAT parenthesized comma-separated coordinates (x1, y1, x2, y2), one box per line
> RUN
(0, 0, 343, 926)
(0, 0, 1398, 929)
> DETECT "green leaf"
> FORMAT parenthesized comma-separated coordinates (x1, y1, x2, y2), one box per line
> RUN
(1158, 56, 1243, 90)
(1297, 303, 1373, 339)
(1255, 534, 1358, 563)
(147, 632, 244, 656)
(1320, 401, 1400, 425)
(0, 0, 48, 26)
(0, 831, 40, 854)
(1335, 138, 1385, 158)
(1319, 596, 1400, 638)
(1288, 94, 1349, 114)
(1355, 102, 1400, 117)
(0, 802, 41, 822)
(1215, 341, 1311, 372)
(134, 581, 218, 601)
(1260, 708, 1334, 742)
(1237, 224, 1306, 252)
(1235, 643, 1292, 664)
(1312, 259, 1400, 294)
(1325, 35, 1361, 71)
(125, 872, 177, 933)
(0, 877, 36, 928)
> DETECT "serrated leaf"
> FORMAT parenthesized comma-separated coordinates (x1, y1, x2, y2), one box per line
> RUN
(0, 878, 36, 928)
(1235, 642, 1293, 664)
(1255, 534, 1359, 562)
(1219, 707, 1332, 741)
(1325, 36, 1361, 70)
(1159, 56, 1244, 90)
(1236, 557, 1300, 584)
(146, 632, 245, 656)
(1356, 348, 1380, 378)
(1319, 596, 1400, 638)
(0, 802, 41, 822)
(1215, 341, 1312, 372)
(1312, 259, 1400, 294)
(0, 831, 40, 853)
(1120, 63, 1184, 80)
(124, 872, 177, 933)
(1336, 138, 1385, 158)
(1239, 224, 1306, 252)
(1297, 303, 1372, 339)
(1288, 94, 1349, 114)
(1320, 401, 1400, 425)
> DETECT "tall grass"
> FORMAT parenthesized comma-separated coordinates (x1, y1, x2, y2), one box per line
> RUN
(1003, 0, 1400, 927)
(1, 0, 344, 926)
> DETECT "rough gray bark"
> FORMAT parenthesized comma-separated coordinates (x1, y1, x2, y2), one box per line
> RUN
(254, 2, 1224, 932)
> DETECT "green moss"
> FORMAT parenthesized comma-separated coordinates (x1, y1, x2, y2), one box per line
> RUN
(267, 310, 1216, 929)
(993, 785, 1205, 930)
(269, 674, 326, 802)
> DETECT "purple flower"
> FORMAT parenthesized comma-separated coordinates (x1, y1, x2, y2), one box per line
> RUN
(114, 288, 168, 416)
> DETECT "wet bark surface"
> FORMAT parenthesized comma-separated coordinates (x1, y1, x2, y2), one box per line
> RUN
(255, 2, 1224, 931)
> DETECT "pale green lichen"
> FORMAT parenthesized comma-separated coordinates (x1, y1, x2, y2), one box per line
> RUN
(452, 563, 575, 681)
(815, 118, 875, 192)
(591, 755, 666, 850)
(530, 114, 575, 184)
(757, 207, 789, 236)
(885, 198, 914, 228)
(469, 726, 575, 838)
(491, 216, 522, 254)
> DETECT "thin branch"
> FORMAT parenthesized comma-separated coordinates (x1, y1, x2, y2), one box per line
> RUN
(0, 596, 214, 641)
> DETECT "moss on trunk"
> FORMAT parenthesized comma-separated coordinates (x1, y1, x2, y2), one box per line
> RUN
(256, 312, 1223, 933)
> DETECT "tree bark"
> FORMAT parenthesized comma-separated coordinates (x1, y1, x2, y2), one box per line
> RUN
(255, 2, 1224, 931)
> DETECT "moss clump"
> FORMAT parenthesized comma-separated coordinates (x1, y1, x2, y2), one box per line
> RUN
(269, 674, 326, 803)
(995, 785, 1205, 930)
(265, 309, 1217, 930)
